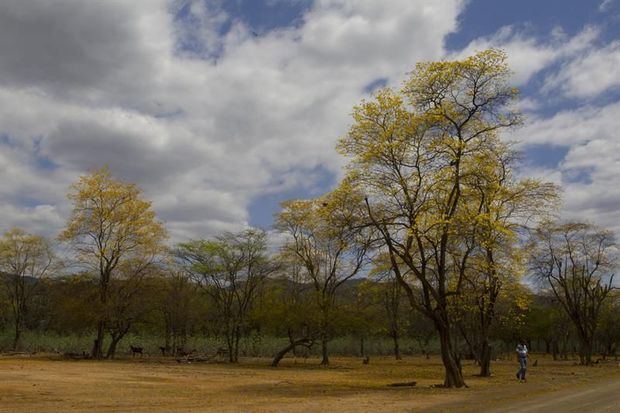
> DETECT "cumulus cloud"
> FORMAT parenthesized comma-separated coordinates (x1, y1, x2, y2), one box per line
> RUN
(454, 25, 599, 85)
(1, 0, 618, 245)
(514, 102, 620, 234)
(0, 0, 464, 241)
(542, 41, 620, 98)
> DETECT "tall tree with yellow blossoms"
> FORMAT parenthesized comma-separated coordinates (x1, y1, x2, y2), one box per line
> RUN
(338, 50, 556, 387)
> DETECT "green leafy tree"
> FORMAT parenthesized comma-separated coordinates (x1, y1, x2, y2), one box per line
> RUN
(176, 229, 276, 362)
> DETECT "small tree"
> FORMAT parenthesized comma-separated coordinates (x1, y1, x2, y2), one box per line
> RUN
(176, 228, 275, 362)
(0, 228, 56, 350)
(596, 293, 620, 360)
(60, 167, 167, 359)
(530, 222, 617, 365)
(369, 257, 409, 360)
(261, 262, 322, 367)
(152, 269, 200, 355)
(277, 183, 374, 366)
(104, 260, 160, 359)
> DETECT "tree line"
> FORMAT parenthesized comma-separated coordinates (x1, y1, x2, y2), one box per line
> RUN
(0, 50, 617, 388)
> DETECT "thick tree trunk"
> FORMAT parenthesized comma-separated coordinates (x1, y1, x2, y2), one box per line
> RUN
(93, 273, 109, 360)
(479, 340, 492, 377)
(106, 336, 122, 359)
(106, 325, 130, 359)
(437, 322, 465, 387)
(579, 338, 593, 366)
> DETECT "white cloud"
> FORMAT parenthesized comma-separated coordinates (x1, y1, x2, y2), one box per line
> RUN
(514, 102, 620, 234)
(0, 0, 465, 241)
(542, 41, 620, 98)
(1, 0, 618, 245)
(599, 0, 614, 12)
(454, 25, 599, 85)
(513, 102, 620, 146)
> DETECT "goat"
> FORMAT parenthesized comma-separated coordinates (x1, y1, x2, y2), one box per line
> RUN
(130, 345, 144, 357)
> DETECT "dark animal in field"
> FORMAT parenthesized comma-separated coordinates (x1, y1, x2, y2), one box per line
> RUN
(216, 347, 229, 357)
(130, 345, 143, 357)
(362, 356, 370, 365)
(159, 346, 167, 356)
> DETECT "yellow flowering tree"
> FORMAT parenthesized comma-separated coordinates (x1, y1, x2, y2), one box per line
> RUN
(338, 50, 555, 387)
(60, 167, 167, 359)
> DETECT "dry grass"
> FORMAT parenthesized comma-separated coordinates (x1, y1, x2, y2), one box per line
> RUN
(0, 354, 618, 412)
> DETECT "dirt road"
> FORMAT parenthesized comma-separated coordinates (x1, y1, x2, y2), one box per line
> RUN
(486, 379, 620, 413)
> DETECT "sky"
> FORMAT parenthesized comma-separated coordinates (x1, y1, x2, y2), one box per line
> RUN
(0, 0, 619, 243)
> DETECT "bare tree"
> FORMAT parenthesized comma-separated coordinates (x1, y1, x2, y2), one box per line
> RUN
(277, 184, 374, 366)
(176, 229, 276, 362)
(0, 228, 56, 350)
(530, 222, 617, 365)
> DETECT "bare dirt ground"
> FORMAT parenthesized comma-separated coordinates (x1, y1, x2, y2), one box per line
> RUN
(485, 378, 620, 413)
(0, 354, 618, 412)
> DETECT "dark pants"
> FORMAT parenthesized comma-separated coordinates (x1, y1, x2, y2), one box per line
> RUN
(517, 357, 527, 380)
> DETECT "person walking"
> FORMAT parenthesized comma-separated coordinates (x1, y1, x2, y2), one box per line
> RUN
(516, 340, 528, 382)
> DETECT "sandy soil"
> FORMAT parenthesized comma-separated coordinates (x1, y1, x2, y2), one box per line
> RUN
(485, 378, 620, 413)
(0, 354, 618, 412)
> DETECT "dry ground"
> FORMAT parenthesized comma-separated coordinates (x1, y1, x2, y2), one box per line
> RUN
(0, 354, 618, 412)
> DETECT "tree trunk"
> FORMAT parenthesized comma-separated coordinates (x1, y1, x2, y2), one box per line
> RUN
(479, 340, 492, 377)
(94, 272, 109, 360)
(392, 332, 401, 360)
(106, 325, 130, 359)
(106, 335, 122, 359)
(12, 315, 21, 351)
(92, 320, 106, 359)
(320, 337, 329, 366)
(437, 322, 465, 387)
(271, 338, 313, 367)
(226, 331, 235, 363)
(359, 336, 365, 357)
(579, 338, 593, 366)
(552, 340, 559, 361)
(233, 326, 241, 363)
